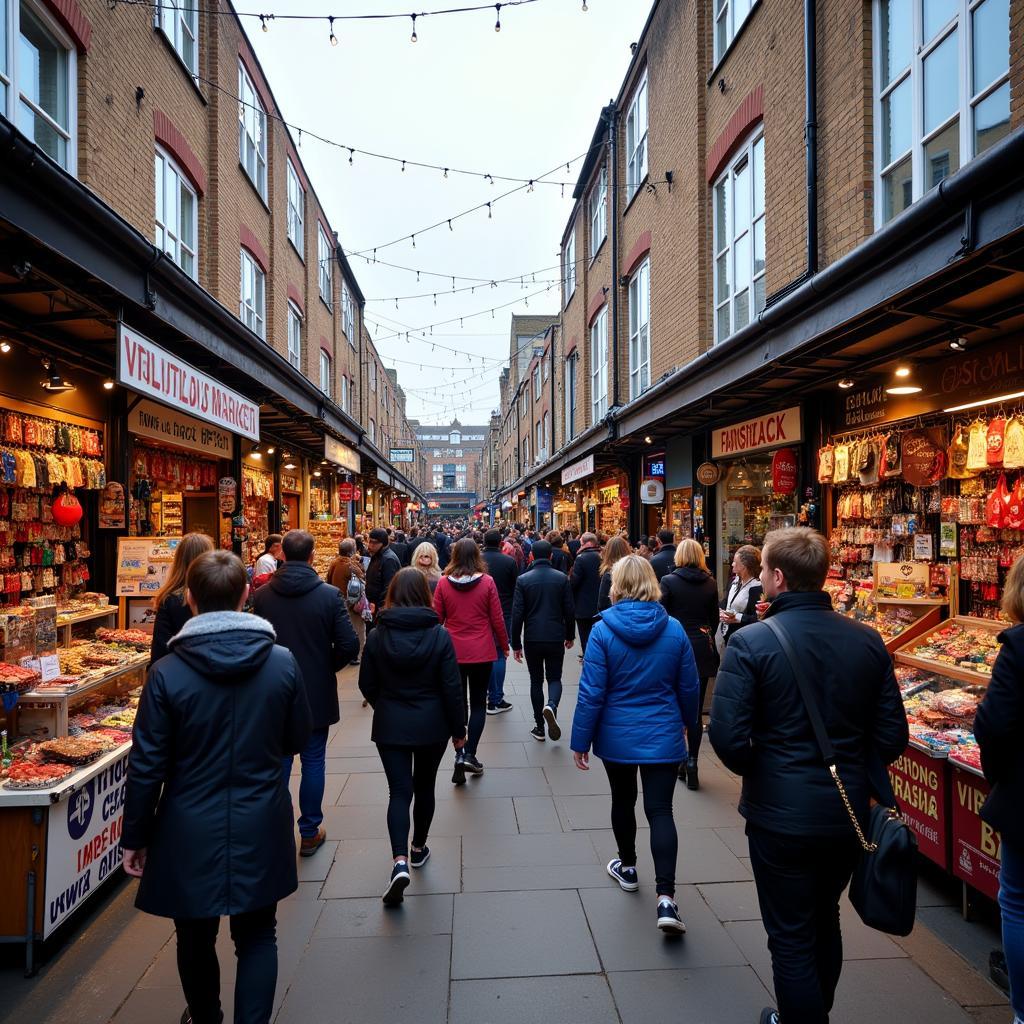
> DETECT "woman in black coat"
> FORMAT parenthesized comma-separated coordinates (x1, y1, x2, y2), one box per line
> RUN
(123, 551, 311, 1024)
(149, 532, 214, 663)
(359, 568, 466, 906)
(660, 539, 720, 789)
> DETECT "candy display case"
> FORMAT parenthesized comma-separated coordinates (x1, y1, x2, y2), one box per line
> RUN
(843, 598, 943, 654)
(894, 616, 1003, 685)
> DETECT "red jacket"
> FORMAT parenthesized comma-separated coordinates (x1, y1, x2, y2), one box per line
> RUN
(433, 573, 509, 664)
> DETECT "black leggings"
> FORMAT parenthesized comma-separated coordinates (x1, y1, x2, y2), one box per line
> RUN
(602, 761, 680, 897)
(377, 742, 447, 857)
(459, 662, 492, 757)
(688, 677, 712, 760)
(174, 903, 278, 1024)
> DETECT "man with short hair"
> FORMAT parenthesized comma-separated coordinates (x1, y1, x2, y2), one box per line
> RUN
(254, 534, 283, 577)
(365, 527, 401, 619)
(391, 530, 411, 567)
(709, 528, 908, 1024)
(650, 529, 678, 582)
(481, 528, 518, 715)
(545, 530, 572, 574)
(565, 527, 581, 559)
(254, 530, 359, 856)
(569, 532, 602, 658)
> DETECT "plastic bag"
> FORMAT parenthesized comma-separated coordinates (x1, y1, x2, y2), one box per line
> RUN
(986, 474, 1011, 529)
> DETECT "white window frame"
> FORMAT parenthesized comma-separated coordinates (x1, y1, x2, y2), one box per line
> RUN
(713, 126, 766, 344)
(155, 0, 198, 75)
(714, 0, 755, 67)
(563, 227, 577, 305)
(533, 365, 541, 401)
(543, 411, 551, 459)
(369, 360, 377, 393)
(286, 301, 302, 369)
(873, 0, 1011, 228)
(154, 146, 198, 279)
(4, 1, 77, 173)
(368, 418, 376, 446)
(628, 257, 651, 400)
(542, 356, 549, 383)
(589, 164, 608, 257)
(536, 420, 543, 463)
(590, 307, 609, 423)
(318, 225, 333, 307)
(239, 248, 265, 339)
(625, 71, 648, 201)
(564, 351, 578, 442)
(342, 284, 356, 343)
(319, 349, 331, 397)
(340, 375, 349, 412)
(286, 158, 304, 259)
(237, 61, 267, 199)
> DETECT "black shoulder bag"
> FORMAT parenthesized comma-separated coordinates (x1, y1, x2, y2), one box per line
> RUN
(763, 616, 918, 937)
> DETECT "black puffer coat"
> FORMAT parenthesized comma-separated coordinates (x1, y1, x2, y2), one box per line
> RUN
(124, 613, 312, 919)
(570, 547, 602, 619)
(482, 545, 519, 621)
(659, 565, 720, 678)
(149, 590, 191, 664)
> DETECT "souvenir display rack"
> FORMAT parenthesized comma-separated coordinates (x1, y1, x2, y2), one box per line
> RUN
(308, 519, 348, 577)
(242, 465, 273, 565)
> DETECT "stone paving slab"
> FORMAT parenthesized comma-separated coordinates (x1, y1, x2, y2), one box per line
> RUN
(449, 975, 621, 1024)
(512, 795, 565, 833)
(321, 836, 462, 898)
(312, 894, 454, 939)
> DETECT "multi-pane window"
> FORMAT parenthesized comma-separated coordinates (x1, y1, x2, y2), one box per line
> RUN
(563, 228, 577, 305)
(369, 360, 377, 392)
(286, 302, 302, 369)
(318, 226, 332, 307)
(628, 257, 651, 400)
(589, 165, 608, 257)
(543, 412, 551, 458)
(564, 352, 578, 442)
(319, 350, 331, 397)
(342, 284, 356, 342)
(543, 356, 549, 383)
(535, 421, 544, 462)
(340, 375, 349, 412)
(875, 0, 1010, 225)
(533, 365, 541, 401)
(519, 389, 528, 417)
(239, 249, 265, 339)
(590, 308, 609, 423)
(154, 148, 197, 278)
(625, 71, 648, 201)
(523, 436, 530, 469)
(286, 159, 304, 258)
(4, 3, 75, 170)
(713, 128, 765, 343)
(238, 61, 266, 199)
(156, 0, 198, 74)
(714, 0, 755, 66)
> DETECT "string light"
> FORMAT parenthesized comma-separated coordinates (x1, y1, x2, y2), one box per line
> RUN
(328, 15, 337, 44)
(410, 13, 418, 41)
(495, 3, 502, 31)
(259, 13, 268, 31)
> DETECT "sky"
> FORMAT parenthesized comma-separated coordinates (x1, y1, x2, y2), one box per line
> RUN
(247, 0, 653, 429)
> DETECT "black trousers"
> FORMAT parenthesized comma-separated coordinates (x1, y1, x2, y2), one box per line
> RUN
(576, 616, 596, 655)
(602, 761, 680, 897)
(525, 641, 565, 727)
(687, 677, 712, 760)
(174, 903, 278, 1024)
(747, 825, 861, 1023)
(459, 661, 492, 756)
(377, 742, 447, 857)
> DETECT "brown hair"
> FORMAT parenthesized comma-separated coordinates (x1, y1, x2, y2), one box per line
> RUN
(185, 550, 248, 613)
(153, 532, 214, 610)
(546, 530, 563, 547)
(762, 528, 828, 592)
(734, 544, 762, 577)
(1002, 554, 1024, 623)
(599, 535, 632, 576)
(610, 554, 662, 604)
(675, 538, 709, 572)
(385, 567, 434, 609)
(443, 537, 486, 577)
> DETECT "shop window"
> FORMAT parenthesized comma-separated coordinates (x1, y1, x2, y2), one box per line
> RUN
(318, 225, 333, 307)
(629, 256, 651, 399)
(536, 421, 544, 463)
(286, 301, 302, 369)
(239, 248, 265, 339)
(340, 374, 348, 411)
(543, 411, 551, 457)
(563, 227, 576, 305)
(368, 418, 376, 445)
(565, 351, 578, 442)
(370, 360, 377, 392)
(875, 0, 1009, 226)
(238, 61, 267, 199)
(154, 148, 198, 279)
(589, 164, 607, 257)
(591, 307, 609, 423)
(533, 365, 541, 401)
(714, 0, 755, 66)
(342, 283, 356, 343)
(625, 70, 648, 200)
(286, 158, 304, 258)
(156, 0, 198, 75)
(319, 349, 331, 397)
(713, 127, 766, 343)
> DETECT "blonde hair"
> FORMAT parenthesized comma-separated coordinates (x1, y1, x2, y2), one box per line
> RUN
(1002, 554, 1024, 623)
(609, 554, 662, 604)
(599, 535, 632, 577)
(675, 538, 708, 572)
(153, 532, 214, 610)
(411, 542, 441, 581)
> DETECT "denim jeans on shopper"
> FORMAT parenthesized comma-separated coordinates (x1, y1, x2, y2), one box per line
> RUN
(1000, 837, 1024, 1021)
(281, 727, 329, 839)
(488, 614, 512, 706)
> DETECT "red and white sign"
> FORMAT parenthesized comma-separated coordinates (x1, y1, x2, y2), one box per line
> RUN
(771, 448, 798, 494)
(338, 482, 354, 502)
(391, 498, 403, 516)
(353, 487, 363, 502)
(887, 745, 948, 869)
(117, 324, 259, 441)
(561, 454, 595, 486)
(950, 765, 1001, 900)
(712, 406, 801, 459)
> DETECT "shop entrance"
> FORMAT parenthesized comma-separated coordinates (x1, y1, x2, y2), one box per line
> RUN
(184, 496, 218, 538)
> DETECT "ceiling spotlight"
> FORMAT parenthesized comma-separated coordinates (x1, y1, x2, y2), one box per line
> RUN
(644, 435, 653, 444)
(284, 461, 297, 470)
(949, 335, 968, 352)
(838, 378, 855, 389)
(250, 444, 262, 459)
(894, 366, 912, 378)
(0, 341, 10, 354)
(40, 360, 74, 393)
(102, 378, 115, 390)
(313, 469, 322, 477)
(266, 446, 276, 455)
(886, 384, 923, 395)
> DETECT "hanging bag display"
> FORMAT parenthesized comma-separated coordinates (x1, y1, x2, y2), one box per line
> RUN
(947, 425, 977, 479)
(817, 445, 835, 484)
(987, 416, 1006, 466)
(1005, 478, 1024, 531)
(833, 444, 850, 484)
(880, 432, 902, 478)
(986, 474, 1011, 529)
(967, 420, 989, 471)
(1004, 416, 1024, 470)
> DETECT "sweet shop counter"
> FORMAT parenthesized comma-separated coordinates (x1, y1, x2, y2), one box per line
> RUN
(893, 616, 1002, 685)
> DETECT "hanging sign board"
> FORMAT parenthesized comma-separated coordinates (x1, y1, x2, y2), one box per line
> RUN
(218, 477, 237, 514)
(640, 478, 665, 504)
(537, 488, 553, 513)
(771, 448, 798, 495)
(561, 454, 595, 486)
(128, 399, 232, 459)
(338, 482, 354, 502)
(389, 448, 414, 463)
(712, 406, 802, 459)
(325, 436, 361, 473)
(115, 536, 181, 597)
(117, 324, 259, 441)
(696, 462, 722, 486)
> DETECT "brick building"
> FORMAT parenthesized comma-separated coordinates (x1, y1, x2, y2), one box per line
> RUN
(412, 419, 489, 518)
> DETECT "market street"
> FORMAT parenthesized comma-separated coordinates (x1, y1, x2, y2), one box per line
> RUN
(0, 656, 1010, 1024)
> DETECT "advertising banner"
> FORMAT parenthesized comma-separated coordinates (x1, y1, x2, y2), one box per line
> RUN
(950, 765, 1001, 900)
(888, 746, 949, 868)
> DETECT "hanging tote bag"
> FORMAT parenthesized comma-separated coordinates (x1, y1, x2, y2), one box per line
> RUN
(762, 616, 918, 937)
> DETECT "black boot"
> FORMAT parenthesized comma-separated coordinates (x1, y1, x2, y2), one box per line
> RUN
(685, 757, 699, 791)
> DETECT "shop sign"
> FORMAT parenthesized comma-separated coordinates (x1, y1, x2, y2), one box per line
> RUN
(325, 436, 361, 474)
(428, 500, 440, 509)
(645, 454, 666, 478)
(389, 448, 414, 463)
(887, 746, 948, 869)
(619, 493, 631, 510)
(128, 399, 232, 459)
(98, 482, 126, 530)
(338, 481, 354, 502)
(951, 766, 1001, 900)
(117, 324, 259, 441)
(377, 470, 393, 489)
(218, 477, 237, 514)
(561, 454, 595, 486)
(696, 462, 722, 486)
(502, 499, 513, 510)
(353, 487, 363, 502)
(537, 488, 553, 513)
(391, 498, 403, 516)
(771, 448, 798, 495)
(711, 406, 801, 459)
(115, 536, 180, 597)
(640, 478, 665, 504)
(45, 752, 129, 937)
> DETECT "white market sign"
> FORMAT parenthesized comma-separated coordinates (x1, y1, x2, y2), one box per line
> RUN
(389, 448, 415, 463)
(117, 323, 260, 441)
(128, 399, 232, 459)
(561, 454, 595, 486)
(711, 406, 802, 459)
(325, 435, 361, 473)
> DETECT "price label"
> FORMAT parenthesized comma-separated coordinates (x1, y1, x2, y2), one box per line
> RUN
(39, 654, 61, 682)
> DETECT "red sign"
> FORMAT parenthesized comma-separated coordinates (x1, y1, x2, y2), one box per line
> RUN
(391, 498, 403, 516)
(619, 494, 630, 510)
(771, 448, 798, 495)
(338, 482, 354, 502)
(887, 745, 949, 868)
(951, 765, 1001, 900)
(353, 487, 362, 502)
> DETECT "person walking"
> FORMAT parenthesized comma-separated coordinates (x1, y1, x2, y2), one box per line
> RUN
(433, 538, 509, 783)
(390, 530, 411, 567)
(717, 544, 763, 660)
(709, 528, 909, 1024)
(253, 534, 283, 578)
(411, 541, 443, 594)
(481, 528, 518, 715)
(597, 535, 632, 611)
(359, 569, 467, 906)
(433, 528, 451, 570)
(649, 529, 678, 582)
(122, 550, 312, 1024)
(659, 539, 720, 790)
(569, 532, 602, 660)
(327, 537, 368, 661)
(150, 532, 214, 664)
(253, 530, 359, 857)
(545, 530, 573, 573)
(974, 555, 1024, 1024)
(570, 554, 699, 935)
(566, 527, 582, 560)
(365, 527, 401, 624)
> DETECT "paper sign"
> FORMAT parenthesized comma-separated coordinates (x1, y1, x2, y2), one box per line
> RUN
(39, 653, 61, 682)
(913, 534, 934, 560)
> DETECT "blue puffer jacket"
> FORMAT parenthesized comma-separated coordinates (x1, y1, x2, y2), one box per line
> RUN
(570, 600, 700, 764)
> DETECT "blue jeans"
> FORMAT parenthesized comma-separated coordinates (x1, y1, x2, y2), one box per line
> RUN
(1000, 837, 1024, 1021)
(488, 614, 512, 706)
(281, 727, 329, 839)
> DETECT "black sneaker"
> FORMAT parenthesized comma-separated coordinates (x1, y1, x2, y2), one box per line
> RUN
(463, 754, 484, 776)
(607, 858, 639, 892)
(758, 1009, 779, 1024)
(543, 704, 561, 741)
(486, 703, 499, 715)
(657, 898, 686, 935)
(382, 861, 411, 905)
(530, 725, 546, 741)
(685, 757, 699, 791)
(410, 846, 430, 869)
(452, 750, 466, 786)
(486, 700, 513, 715)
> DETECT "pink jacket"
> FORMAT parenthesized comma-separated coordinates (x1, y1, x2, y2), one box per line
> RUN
(433, 573, 510, 664)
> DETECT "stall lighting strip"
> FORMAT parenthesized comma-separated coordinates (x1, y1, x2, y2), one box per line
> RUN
(944, 389, 1024, 413)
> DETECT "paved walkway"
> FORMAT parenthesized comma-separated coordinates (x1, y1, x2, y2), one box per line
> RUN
(0, 655, 1011, 1023)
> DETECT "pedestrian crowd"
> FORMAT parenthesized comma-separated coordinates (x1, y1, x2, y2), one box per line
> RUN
(118, 519, 1023, 1024)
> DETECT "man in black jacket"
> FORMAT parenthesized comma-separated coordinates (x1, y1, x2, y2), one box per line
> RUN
(649, 529, 677, 582)
(510, 541, 575, 741)
(545, 530, 572, 573)
(390, 530, 411, 567)
(565, 527, 581, 560)
(254, 530, 359, 856)
(365, 528, 401, 620)
(482, 529, 518, 715)
(709, 528, 908, 1024)
(569, 532, 601, 657)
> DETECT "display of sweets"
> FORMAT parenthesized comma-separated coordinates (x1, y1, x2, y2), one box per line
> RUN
(907, 622, 1001, 675)
(844, 604, 919, 643)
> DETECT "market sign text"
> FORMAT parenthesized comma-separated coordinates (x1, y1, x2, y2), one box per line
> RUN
(712, 407, 802, 459)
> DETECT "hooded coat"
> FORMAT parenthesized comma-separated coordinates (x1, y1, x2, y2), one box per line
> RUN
(358, 606, 466, 745)
(571, 601, 700, 764)
(659, 565, 721, 678)
(253, 562, 358, 729)
(123, 612, 312, 919)
(433, 573, 509, 664)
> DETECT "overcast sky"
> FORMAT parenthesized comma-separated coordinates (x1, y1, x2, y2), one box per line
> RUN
(248, 0, 651, 430)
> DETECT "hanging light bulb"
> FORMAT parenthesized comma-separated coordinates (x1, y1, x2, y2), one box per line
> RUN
(328, 16, 338, 45)
(410, 14, 417, 41)
(494, 3, 502, 32)
(260, 14, 268, 31)
(348, 148, 354, 165)
(582, 0, 588, 9)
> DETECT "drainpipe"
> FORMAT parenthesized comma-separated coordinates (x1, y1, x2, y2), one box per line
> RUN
(607, 102, 621, 408)
(805, 0, 818, 275)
